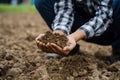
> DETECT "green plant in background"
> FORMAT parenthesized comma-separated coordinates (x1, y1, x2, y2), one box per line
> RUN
(0, 4, 37, 13)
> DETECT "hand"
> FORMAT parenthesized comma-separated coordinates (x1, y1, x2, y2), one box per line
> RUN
(35, 30, 67, 54)
(35, 33, 49, 52)
(63, 35, 77, 54)
(44, 35, 76, 56)
(36, 29, 86, 56)
(35, 31, 76, 56)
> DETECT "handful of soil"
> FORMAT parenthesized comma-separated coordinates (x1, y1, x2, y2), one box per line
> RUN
(38, 31, 68, 48)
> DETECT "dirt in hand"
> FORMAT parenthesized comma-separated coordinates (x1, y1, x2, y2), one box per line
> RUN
(38, 31, 68, 48)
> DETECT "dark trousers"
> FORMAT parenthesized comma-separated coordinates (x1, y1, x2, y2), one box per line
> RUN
(34, 0, 120, 50)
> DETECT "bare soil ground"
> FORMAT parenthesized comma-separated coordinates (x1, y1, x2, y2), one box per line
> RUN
(0, 13, 120, 80)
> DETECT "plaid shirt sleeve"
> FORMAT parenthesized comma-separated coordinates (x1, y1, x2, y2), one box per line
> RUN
(52, 0, 74, 35)
(52, 0, 113, 38)
(79, 0, 113, 38)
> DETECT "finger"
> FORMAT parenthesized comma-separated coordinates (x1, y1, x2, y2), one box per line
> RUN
(35, 34, 45, 41)
(46, 43, 55, 53)
(63, 46, 71, 51)
(50, 43, 63, 52)
(35, 37, 39, 42)
(36, 42, 41, 48)
(36, 41, 42, 49)
(50, 43, 66, 55)
(36, 38, 50, 52)
(41, 43, 50, 52)
(43, 43, 55, 53)
(37, 42, 48, 52)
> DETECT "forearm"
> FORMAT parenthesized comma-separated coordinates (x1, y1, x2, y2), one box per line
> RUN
(79, 0, 113, 38)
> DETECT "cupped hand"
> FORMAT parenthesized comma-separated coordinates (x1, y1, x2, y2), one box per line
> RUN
(35, 32, 64, 54)
(44, 35, 76, 56)
(63, 35, 77, 54)
(35, 33, 53, 52)
(35, 32, 76, 56)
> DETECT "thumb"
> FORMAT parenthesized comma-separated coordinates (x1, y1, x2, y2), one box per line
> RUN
(35, 34, 45, 41)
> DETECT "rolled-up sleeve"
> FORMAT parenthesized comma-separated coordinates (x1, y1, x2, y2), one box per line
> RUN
(79, 0, 113, 38)
(52, 0, 74, 35)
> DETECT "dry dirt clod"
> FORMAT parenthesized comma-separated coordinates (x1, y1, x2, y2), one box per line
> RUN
(7, 68, 22, 77)
(0, 51, 7, 59)
(0, 68, 5, 77)
(6, 75, 14, 80)
(72, 71, 79, 77)
(66, 76, 74, 80)
(0, 64, 7, 77)
(5, 53, 14, 61)
(38, 31, 68, 48)
(78, 69, 88, 76)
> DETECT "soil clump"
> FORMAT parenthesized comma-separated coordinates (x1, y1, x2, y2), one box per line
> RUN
(38, 31, 68, 48)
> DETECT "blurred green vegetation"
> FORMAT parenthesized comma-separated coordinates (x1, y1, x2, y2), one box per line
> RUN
(0, 4, 37, 13)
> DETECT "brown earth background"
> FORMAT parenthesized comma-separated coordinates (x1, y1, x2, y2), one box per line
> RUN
(0, 13, 120, 80)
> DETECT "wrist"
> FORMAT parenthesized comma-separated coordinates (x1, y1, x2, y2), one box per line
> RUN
(70, 29, 86, 42)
